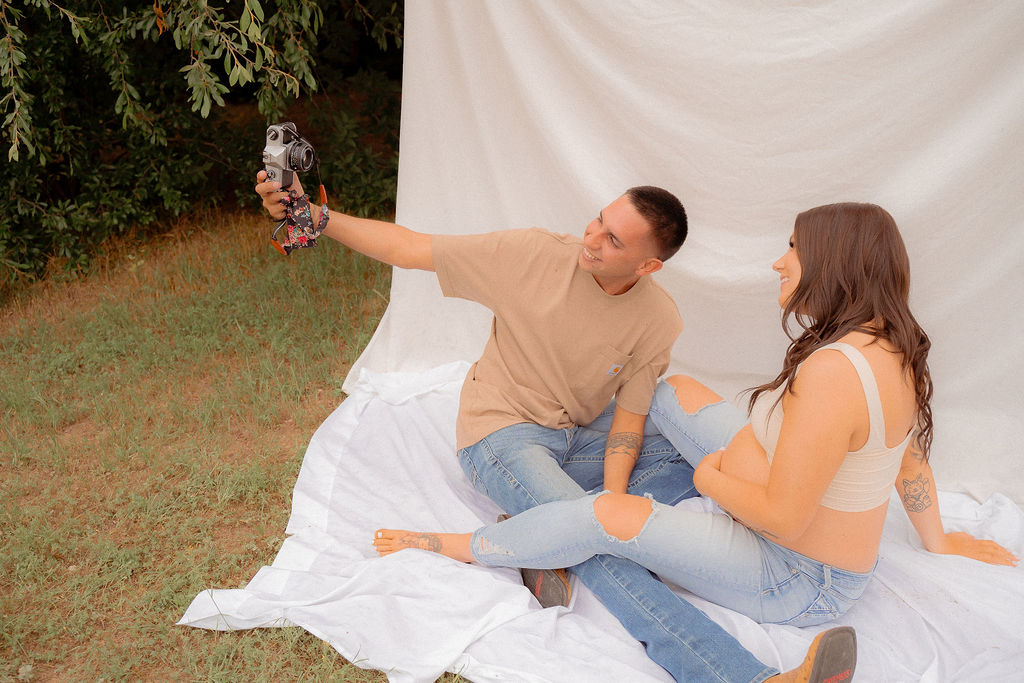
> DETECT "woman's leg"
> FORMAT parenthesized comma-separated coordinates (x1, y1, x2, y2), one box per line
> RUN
(373, 530, 474, 562)
(374, 490, 855, 629)
(648, 376, 749, 470)
(373, 495, 640, 570)
(373, 491, 861, 683)
(458, 493, 766, 619)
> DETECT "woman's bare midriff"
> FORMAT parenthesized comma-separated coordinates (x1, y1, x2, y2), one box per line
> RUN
(717, 424, 887, 573)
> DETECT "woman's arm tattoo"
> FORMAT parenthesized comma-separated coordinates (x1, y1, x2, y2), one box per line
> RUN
(901, 473, 933, 513)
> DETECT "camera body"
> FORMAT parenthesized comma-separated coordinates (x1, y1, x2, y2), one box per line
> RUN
(263, 122, 315, 189)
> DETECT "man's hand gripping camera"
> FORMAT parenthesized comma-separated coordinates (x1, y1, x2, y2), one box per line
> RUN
(262, 122, 329, 255)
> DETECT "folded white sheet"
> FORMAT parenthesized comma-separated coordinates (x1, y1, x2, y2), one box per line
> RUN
(180, 363, 1024, 682)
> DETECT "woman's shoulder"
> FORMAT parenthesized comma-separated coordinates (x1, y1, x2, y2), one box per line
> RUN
(793, 333, 909, 411)
(794, 347, 862, 393)
(789, 344, 868, 415)
(783, 349, 864, 441)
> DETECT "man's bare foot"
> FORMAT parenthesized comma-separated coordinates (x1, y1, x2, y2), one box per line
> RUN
(373, 529, 474, 562)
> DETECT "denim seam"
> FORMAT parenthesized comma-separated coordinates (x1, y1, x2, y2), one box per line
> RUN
(480, 438, 544, 509)
(628, 457, 684, 490)
(456, 448, 482, 492)
(777, 590, 841, 625)
(759, 568, 801, 597)
(582, 554, 776, 683)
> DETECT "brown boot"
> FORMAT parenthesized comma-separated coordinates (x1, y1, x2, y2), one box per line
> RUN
(771, 626, 857, 683)
(497, 514, 572, 608)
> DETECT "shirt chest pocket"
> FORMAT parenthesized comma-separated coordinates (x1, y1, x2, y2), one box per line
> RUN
(569, 344, 634, 394)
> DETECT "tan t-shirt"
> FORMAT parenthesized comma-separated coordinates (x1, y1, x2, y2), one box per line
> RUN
(433, 227, 682, 450)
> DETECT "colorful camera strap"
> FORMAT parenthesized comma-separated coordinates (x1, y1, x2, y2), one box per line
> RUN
(271, 185, 329, 256)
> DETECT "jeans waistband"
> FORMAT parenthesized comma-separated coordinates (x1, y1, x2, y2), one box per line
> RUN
(759, 535, 876, 592)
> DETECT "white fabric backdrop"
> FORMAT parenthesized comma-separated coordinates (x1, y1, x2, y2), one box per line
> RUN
(180, 364, 1024, 682)
(347, 1, 1024, 503)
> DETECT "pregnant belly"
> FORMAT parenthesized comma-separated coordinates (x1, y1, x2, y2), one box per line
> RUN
(718, 424, 771, 486)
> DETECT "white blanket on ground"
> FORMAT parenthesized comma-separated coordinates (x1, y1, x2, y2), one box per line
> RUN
(179, 363, 1024, 682)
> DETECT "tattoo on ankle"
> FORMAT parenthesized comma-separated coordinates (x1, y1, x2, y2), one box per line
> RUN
(401, 533, 442, 552)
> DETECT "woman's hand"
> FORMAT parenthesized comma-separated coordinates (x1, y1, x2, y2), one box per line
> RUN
(929, 531, 1019, 566)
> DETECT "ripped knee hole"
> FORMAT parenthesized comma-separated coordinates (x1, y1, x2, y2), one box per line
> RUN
(593, 493, 653, 541)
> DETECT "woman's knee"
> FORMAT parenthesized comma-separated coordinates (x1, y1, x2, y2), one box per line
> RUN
(665, 375, 723, 414)
(593, 493, 652, 541)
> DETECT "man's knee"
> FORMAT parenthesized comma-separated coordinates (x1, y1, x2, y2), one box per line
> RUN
(469, 441, 587, 513)
(593, 493, 653, 541)
(665, 375, 723, 414)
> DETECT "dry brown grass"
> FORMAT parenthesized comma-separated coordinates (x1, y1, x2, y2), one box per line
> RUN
(0, 209, 471, 681)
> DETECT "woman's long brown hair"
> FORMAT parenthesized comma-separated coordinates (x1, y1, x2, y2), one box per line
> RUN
(747, 203, 934, 459)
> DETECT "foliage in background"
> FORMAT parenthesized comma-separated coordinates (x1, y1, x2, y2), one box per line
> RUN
(0, 0, 403, 290)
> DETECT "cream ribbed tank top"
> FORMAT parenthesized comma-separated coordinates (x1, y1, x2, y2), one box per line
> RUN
(749, 342, 912, 512)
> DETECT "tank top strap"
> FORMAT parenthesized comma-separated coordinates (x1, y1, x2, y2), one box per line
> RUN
(816, 342, 886, 445)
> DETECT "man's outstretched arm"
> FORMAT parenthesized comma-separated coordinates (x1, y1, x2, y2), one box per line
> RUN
(256, 170, 434, 271)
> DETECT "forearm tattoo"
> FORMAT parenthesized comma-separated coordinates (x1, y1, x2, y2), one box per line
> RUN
(901, 473, 933, 513)
(607, 432, 642, 462)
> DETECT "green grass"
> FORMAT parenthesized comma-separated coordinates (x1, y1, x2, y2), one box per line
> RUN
(0, 210, 463, 681)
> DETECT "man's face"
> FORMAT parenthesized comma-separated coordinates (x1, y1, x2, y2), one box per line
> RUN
(579, 194, 662, 294)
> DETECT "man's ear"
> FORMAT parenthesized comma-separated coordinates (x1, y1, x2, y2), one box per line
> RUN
(636, 257, 663, 277)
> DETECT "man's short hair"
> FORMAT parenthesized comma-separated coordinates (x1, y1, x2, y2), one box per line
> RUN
(626, 186, 688, 261)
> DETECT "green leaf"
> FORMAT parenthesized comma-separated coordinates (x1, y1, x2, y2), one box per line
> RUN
(249, 0, 264, 23)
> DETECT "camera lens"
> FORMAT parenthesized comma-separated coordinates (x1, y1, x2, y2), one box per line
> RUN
(291, 143, 315, 172)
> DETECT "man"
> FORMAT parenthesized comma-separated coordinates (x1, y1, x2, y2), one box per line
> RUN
(255, 172, 837, 683)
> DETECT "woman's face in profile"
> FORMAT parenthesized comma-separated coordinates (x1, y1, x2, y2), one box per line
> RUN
(772, 233, 802, 308)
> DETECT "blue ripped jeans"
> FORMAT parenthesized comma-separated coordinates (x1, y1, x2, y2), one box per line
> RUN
(457, 381, 777, 683)
(470, 492, 872, 626)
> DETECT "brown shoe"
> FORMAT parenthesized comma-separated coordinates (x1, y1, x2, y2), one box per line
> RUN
(773, 626, 857, 683)
(497, 514, 572, 608)
(520, 566, 572, 608)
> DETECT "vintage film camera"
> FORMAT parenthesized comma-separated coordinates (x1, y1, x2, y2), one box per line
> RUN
(263, 122, 316, 189)
(263, 122, 329, 255)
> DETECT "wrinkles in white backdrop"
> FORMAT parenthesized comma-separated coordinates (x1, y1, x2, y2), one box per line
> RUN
(351, 1, 1024, 502)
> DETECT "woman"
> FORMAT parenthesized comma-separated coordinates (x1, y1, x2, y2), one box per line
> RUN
(374, 203, 1018, 680)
